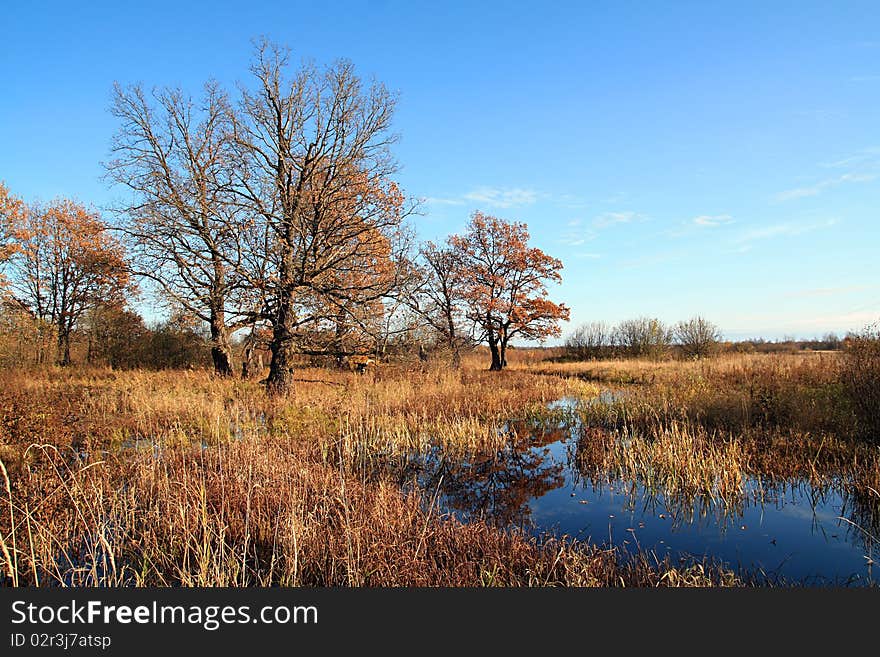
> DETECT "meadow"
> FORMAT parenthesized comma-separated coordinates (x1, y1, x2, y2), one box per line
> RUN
(0, 348, 877, 587)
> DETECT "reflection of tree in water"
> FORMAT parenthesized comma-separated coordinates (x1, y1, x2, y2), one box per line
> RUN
(401, 421, 567, 528)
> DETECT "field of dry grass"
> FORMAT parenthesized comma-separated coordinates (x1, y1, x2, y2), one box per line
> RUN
(1, 349, 877, 587)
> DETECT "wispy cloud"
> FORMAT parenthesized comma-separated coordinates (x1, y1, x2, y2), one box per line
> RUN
(784, 284, 875, 299)
(850, 74, 880, 82)
(734, 218, 838, 245)
(574, 252, 601, 259)
(819, 146, 880, 169)
(775, 173, 877, 201)
(555, 193, 590, 210)
(693, 214, 734, 227)
(601, 192, 628, 205)
(462, 186, 538, 208)
(741, 310, 880, 331)
(559, 230, 598, 247)
(665, 213, 735, 238)
(791, 310, 880, 329)
(422, 186, 540, 210)
(593, 211, 645, 228)
(423, 196, 465, 206)
(559, 209, 647, 245)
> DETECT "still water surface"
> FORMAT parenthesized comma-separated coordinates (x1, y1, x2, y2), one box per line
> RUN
(399, 396, 877, 586)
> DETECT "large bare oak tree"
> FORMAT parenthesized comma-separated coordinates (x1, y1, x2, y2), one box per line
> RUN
(107, 82, 252, 376)
(233, 40, 407, 393)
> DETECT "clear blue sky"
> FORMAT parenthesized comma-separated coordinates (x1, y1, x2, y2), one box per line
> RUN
(2, 1, 878, 340)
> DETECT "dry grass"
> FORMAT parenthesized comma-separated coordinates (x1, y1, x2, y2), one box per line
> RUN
(2, 348, 876, 587)
(1, 358, 740, 587)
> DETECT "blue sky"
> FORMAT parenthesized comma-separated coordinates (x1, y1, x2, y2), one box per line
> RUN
(2, 1, 878, 340)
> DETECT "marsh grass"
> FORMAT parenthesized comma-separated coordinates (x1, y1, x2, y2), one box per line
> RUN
(562, 353, 880, 548)
(1, 349, 876, 587)
(0, 431, 739, 587)
(2, 361, 735, 587)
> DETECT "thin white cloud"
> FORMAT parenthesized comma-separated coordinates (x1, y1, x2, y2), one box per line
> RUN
(462, 187, 537, 208)
(423, 196, 465, 206)
(784, 284, 876, 299)
(559, 229, 598, 247)
(776, 172, 877, 201)
(593, 211, 645, 228)
(737, 311, 880, 331)
(665, 214, 735, 238)
(693, 214, 734, 227)
(793, 310, 880, 329)
(735, 218, 838, 244)
(555, 193, 590, 209)
(850, 74, 880, 82)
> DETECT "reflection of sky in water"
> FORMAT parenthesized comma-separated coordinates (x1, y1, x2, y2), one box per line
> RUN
(403, 399, 877, 586)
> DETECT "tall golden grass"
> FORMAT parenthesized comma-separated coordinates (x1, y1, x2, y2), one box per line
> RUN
(2, 349, 876, 587)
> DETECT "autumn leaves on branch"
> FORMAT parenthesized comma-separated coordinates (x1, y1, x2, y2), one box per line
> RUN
(0, 39, 569, 387)
(417, 213, 569, 371)
(0, 186, 131, 366)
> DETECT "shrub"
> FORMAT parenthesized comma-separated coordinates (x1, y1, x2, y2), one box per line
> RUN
(675, 316, 721, 358)
(564, 321, 611, 360)
(841, 323, 880, 440)
(613, 317, 673, 360)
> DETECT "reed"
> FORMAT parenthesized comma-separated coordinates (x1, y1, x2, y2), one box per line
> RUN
(1, 348, 875, 587)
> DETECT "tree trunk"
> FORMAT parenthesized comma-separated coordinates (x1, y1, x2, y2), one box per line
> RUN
(445, 308, 460, 369)
(240, 328, 261, 379)
(56, 323, 71, 366)
(488, 336, 503, 371)
(266, 330, 295, 393)
(209, 312, 234, 377)
(499, 339, 508, 369)
(266, 291, 296, 394)
(333, 310, 347, 356)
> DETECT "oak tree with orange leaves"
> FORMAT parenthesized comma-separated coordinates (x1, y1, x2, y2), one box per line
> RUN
(450, 212, 569, 371)
(233, 40, 410, 393)
(5, 199, 132, 365)
(0, 182, 26, 289)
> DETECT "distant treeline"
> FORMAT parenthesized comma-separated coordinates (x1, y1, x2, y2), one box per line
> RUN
(561, 316, 850, 361)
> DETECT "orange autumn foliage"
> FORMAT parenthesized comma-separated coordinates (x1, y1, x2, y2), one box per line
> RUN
(450, 212, 569, 370)
(5, 197, 132, 365)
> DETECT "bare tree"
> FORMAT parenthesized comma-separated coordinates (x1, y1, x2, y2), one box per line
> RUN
(106, 82, 252, 376)
(613, 317, 673, 359)
(674, 316, 722, 358)
(408, 241, 470, 367)
(564, 321, 611, 360)
(232, 40, 408, 393)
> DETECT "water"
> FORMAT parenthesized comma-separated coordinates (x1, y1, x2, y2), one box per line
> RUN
(399, 395, 877, 586)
